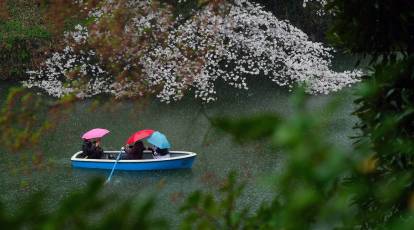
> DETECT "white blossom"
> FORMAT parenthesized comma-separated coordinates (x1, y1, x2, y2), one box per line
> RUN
(24, 0, 362, 103)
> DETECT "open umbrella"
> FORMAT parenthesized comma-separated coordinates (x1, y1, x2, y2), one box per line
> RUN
(82, 128, 110, 140)
(147, 131, 171, 149)
(126, 129, 155, 144)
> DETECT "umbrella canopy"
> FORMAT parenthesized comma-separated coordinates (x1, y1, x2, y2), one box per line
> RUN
(147, 131, 171, 149)
(82, 128, 110, 140)
(126, 129, 155, 144)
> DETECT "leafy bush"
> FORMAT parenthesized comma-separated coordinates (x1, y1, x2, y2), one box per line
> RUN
(180, 172, 248, 229)
(0, 87, 50, 151)
(0, 178, 167, 229)
(349, 56, 414, 228)
(327, 0, 414, 62)
(0, 0, 93, 81)
(207, 90, 357, 229)
(326, 0, 414, 227)
(0, 15, 50, 80)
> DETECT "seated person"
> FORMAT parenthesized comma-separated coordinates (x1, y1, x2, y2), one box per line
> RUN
(124, 141, 146, 160)
(92, 138, 104, 159)
(82, 138, 103, 159)
(82, 139, 93, 158)
(151, 147, 170, 159)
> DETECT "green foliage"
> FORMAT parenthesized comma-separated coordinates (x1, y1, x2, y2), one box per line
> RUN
(0, 20, 50, 46)
(180, 85, 414, 229)
(0, 87, 50, 151)
(212, 91, 357, 229)
(327, 0, 414, 63)
(0, 87, 77, 153)
(349, 55, 414, 227)
(326, 0, 414, 227)
(0, 1, 51, 80)
(0, 20, 50, 80)
(159, 0, 214, 21)
(181, 73, 414, 229)
(0, 178, 167, 230)
(2, 83, 402, 230)
(355, 56, 414, 157)
(0, 0, 92, 81)
(180, 172, 249, 230)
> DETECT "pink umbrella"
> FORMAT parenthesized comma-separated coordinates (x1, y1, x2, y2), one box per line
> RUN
(82, 128, 110, 140)
(126, 129, 155, 144)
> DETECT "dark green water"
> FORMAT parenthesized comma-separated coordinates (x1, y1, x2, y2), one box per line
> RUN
(0, 77, 358, 227)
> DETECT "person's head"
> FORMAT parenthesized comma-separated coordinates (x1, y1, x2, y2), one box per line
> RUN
(157, 148, 169, 156)
(135, 141, 144, 148)
(123, 143, 132, 153)
(125, 143, 133, 151)
(92, 138, 101, 146)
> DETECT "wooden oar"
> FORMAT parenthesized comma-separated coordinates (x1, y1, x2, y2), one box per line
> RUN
(105, 147, 124, 184)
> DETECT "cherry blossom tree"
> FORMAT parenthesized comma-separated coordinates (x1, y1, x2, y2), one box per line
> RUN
(24, 0, 362, 103)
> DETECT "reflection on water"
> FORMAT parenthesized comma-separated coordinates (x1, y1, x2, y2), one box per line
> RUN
(0, 78, 357, 227)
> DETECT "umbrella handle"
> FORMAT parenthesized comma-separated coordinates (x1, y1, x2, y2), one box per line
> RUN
(105, 148, 124, 184)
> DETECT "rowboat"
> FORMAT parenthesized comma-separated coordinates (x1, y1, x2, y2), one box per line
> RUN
(71, 150, 197, 171)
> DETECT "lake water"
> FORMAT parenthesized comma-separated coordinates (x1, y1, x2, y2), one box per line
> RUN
(0, 75, 358, 227)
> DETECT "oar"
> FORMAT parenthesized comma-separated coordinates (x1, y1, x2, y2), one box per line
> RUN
(105, 147, 124, 184)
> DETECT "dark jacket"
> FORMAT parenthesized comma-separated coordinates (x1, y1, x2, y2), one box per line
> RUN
(82, 140, 103, 159)
(125, 141, 145, 159)
(155, 148, 169, 156)
(91, 146, 104, 159)
(82, 140, 93, 157)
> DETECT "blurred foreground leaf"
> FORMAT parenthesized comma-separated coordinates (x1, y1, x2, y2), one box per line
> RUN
(0, 178, 167, 230)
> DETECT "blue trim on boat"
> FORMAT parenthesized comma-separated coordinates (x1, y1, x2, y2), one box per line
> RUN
(71, 151, 197, 171)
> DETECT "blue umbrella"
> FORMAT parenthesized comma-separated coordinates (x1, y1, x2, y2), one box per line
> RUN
(147, 131, 171, 149)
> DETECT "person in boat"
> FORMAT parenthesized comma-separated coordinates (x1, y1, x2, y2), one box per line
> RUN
(150, 146, 170, 159)
(91, 138, 104, 159)
(82, 139, 93, 158)
(124, 140, 146, 160)
(82, 138, 104, 159)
